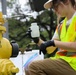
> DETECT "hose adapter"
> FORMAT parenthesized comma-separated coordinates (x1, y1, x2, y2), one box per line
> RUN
(11, 40, 19, 57)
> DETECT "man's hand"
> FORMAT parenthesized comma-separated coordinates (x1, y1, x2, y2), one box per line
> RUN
(0, 59, 19, 75)
(39, 40, 55, 55)
(26, 27, 40, 43)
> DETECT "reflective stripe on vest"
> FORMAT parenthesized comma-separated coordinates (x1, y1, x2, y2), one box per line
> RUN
(57, 16, 76, 56)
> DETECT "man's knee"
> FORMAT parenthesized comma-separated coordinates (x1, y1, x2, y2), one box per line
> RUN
(28, 61, 38, 70)
(24, 61, 37, 75)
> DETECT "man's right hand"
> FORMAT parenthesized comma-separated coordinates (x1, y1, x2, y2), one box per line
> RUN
(26, 27, 40, 44)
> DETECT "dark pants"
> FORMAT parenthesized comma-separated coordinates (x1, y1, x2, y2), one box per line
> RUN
(25, 58, 76, 75)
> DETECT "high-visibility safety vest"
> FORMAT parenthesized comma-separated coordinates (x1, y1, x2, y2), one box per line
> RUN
(51, 16, 76, 71)
(57, 16, 76, 56)
(60, 16, 76, 42)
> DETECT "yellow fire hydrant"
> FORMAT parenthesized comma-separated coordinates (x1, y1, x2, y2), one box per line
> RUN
(0, 12, 19, 75)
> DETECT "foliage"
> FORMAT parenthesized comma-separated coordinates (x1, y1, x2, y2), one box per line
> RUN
(7, 0, 16, 9)
(8, 17, 31, 48)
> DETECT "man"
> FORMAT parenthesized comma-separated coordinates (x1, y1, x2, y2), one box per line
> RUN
(25, 0, 76, 75)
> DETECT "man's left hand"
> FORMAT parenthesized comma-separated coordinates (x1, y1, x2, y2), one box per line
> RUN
(39, 40, 55, 55)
